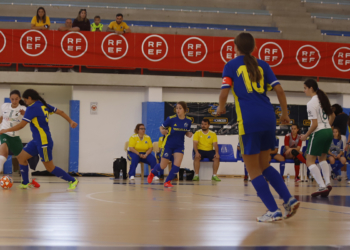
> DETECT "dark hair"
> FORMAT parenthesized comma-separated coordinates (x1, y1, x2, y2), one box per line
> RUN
(291, 124, 300, 134)
(77, 9, 88, 22)
(116, 13, 123, 18)
(332, 104, 343, 116)
(348, 115, 350, 128)
(134, 123, 145, 134)
(36, 7, 47, 24)
(177, 101, 187, 113)
(234, 32, 261, 83)
(304, 79, 333, 116)
(202, 118, 210, 125)
(333, 127, 342, 140)
(22, 89, 53, 112)
(10, 90, 26, 106)
(94, 15, 100, 19)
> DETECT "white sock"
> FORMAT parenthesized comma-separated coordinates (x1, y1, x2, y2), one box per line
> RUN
(0, 156, 7, 173)
(319, 161, 331, 185)
(195, 174, 199, 177)
(309, 164, 326, 188)
(212, 174, 216, 177)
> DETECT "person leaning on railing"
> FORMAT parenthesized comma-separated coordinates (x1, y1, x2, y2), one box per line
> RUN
(106, 13, 131, 34)
(72, 9, 91, 31)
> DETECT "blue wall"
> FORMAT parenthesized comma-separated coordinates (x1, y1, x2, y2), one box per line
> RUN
(69, 100, 80, 173)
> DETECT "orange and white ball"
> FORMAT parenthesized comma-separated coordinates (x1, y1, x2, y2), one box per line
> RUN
(0, 175, 13, 189)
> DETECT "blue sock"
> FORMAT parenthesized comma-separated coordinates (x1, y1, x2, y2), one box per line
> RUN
(251, 175, 279, 212)
(331, 164, 337, 173)
(244, 164, 248, 176)
(20, 164, 29, 185)
(263, 166, 292, 204)
(279, 162, 285, 177)
(165, 165, 180, 182)
(151, 163, 162, 175)
(51, 167, 75, 182)
(335, 162, 343, 176)
(347, 164, 350, 180)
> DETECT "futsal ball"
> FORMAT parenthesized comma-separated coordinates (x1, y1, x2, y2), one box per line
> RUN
(0, 175, 13, 189)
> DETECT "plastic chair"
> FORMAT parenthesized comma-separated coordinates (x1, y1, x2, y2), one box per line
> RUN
(218, 144, 237, 162)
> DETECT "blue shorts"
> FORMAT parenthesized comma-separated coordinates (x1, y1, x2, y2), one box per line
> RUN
(161, 146, 184, 160)
(239, 130, 275, 155)
(198, 150, 215, 161)
(24, 140, 53, 162)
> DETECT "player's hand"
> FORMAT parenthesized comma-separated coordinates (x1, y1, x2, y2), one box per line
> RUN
(19, 109, 26, 116)
(141, 154, 147, 159)
(214, 153, 220, 159)
(161, 129, 168, 135)
(186, 132, 193, 138)
(280, 113, 290, 125)
(300, 134, 307, 141)
(337, 154, 341, 159)
(216, 105, 226, 115)
(195, 152, 201, 159)
(0, 129, 6, 135)
(70, 121, 78, 129)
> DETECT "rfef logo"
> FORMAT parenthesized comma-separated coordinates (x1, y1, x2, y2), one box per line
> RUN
(296, 45, 321, 69)
(220, 39, 235, 63)
(0, 31, 6, 53)
(258, 42, 284, 67)
(61, 32, 88, 58)
(20, 30, 47, 57)
(332, 47, 350, 72)
(101, 33, 128, 60)
(181, 37, 207, 64)
(142, 35, 168, 62)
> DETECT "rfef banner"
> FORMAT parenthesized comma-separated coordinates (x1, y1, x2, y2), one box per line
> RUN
(0, 29, 350, 79)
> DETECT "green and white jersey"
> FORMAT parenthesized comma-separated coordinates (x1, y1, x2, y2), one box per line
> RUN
(0, 103, 26, 137)
(307, 95, 331, 133)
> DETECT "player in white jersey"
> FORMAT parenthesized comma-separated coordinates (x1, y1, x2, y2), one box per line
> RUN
(0, 90, 40, 187)
(300, 79, 335, 197)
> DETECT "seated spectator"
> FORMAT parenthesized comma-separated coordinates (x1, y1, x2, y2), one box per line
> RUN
(31, 7, 50, 30)
(128, 124, 158, 181)
(72, 9, 90, 31)
(91, 16, 103, 32)
(192, 119, 220, 181)
(332, 104, 348, 149)
(58, 18, 79, 32)
(328, 127, 347, 181)
(284, 124, 306, 183)
(107, 13, 131, 34)
(269, 137, 286, 180)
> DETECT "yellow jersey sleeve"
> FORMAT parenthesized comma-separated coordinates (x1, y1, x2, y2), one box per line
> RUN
(212, 132, 218, 143)
(193, 131, 200, 141)
(122, 22, 129, 30)
(31, 16, 37, 25)
(158, 137, 164, 149)
(128, 135, 137, 148)
(146, 136, 153, 149)
(108, 21, 115, 29)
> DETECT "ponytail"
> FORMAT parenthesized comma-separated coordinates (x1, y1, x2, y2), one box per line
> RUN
(234, 32, 261, 83)
(22, 89, 53, 112)
(9, 90, 27, 107)
(304, 79, 333, 116)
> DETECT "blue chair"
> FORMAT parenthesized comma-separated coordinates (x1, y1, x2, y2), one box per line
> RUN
(236, 148, 243, 162)
(218, 144, 237, 162)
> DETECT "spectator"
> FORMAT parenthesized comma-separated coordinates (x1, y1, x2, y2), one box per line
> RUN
(72, 9, 90, 31)
(31, 7, 50, 30)
(346, 116, 350, 152)
(328, 127, 346, 181)
(192, 119, 220, 181)
(58, 18, 79, 32)
(331, 104, 348, 149)
(128, 124, 158, 181)
(91, 16, 103, 32)
(107, 13, 131, 34)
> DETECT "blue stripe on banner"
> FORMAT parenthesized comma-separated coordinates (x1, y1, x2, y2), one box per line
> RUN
(69, 100, 80, 173)
(142, 102, 165, 176)
(4, 98, 10, 103)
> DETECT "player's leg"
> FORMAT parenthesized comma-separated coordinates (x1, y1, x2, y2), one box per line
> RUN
(164, 152, 183, 187)
(17, 141, 38, 188)
(148, 148, 170, 183)
(127, 151, 141, 179)
(144, 154, 159, 181)
(0, 137, 9, 173)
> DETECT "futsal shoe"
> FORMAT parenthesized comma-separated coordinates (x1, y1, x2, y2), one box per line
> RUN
(337, 176, 342, 182)
(19, 183, 30, 189)
(212, 175, 221, 181)
(30, 179, 40, 188)
(153, 176, 159, 181)
(129, 176, 135, 181)
(256, 209, 283, 222)
(311, 187, 330, 197)
(326, 183, 332, 193)
(67, 178, 79, 191)
(192, 175, 199, 181)
(147, 172, 155, 184)
(243, 175, 248, 181)
(283, 197, 300, 219)
(295, 177, 301, 183)
(164, 181, 173, 188)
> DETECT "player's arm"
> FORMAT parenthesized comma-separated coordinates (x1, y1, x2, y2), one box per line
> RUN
(0, 120, 28, 134)
(186, 131, 193, 138)
(328, 113, 336, 127)
(301, 119, 318, 141)
(274, 85, 290, 125)
(0, 116, 3, 124)
(218, 88, 230, 115)
(271, 148, 278, 154)
(284, 135, 290, 151)
(55, 109, 78, 129)
(160, 126, 168, 135)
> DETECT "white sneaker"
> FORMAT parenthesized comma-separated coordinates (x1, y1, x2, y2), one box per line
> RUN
(257, 209, 283, 222)
(34, 67, 38, 72)
(56, 68, 62, 72)
(129, 176, 135, 180)
(153, 176, 159, 181)
(347, 181, 350, 184)
(69, 68, 75, 73)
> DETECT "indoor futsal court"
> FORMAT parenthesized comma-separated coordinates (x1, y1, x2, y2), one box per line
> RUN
(1, 175, 349, 249)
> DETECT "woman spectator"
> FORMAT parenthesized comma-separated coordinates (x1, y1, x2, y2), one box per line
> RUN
(72, 9, 91, 31)
(128, 124, 158, 181)
(328, 127, 347, 181)
(31, 7, 50, 72)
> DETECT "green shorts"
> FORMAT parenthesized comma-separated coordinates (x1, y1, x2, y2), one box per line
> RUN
(306, 129, 333, 156)
(0, 134, 23, 156)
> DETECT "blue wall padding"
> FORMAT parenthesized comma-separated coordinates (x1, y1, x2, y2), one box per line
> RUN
(69, 100, 80, 173)
(142, 102, 164, 176)
(3, 156, 12, 174)
(4, 98, 10, 103)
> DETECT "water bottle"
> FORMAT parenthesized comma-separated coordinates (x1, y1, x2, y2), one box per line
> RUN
(183, 170, 187, 180)
(119, 170, 123, 178)
(287, 173, 290, 182)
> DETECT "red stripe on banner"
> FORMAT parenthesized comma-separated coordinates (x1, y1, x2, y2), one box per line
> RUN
(0, 29, 349, 79)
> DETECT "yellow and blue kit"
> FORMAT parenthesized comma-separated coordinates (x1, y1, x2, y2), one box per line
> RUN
(161, 115, 192, 159)
(222, 55, 279, 155)
(22, 101, 56, 162)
